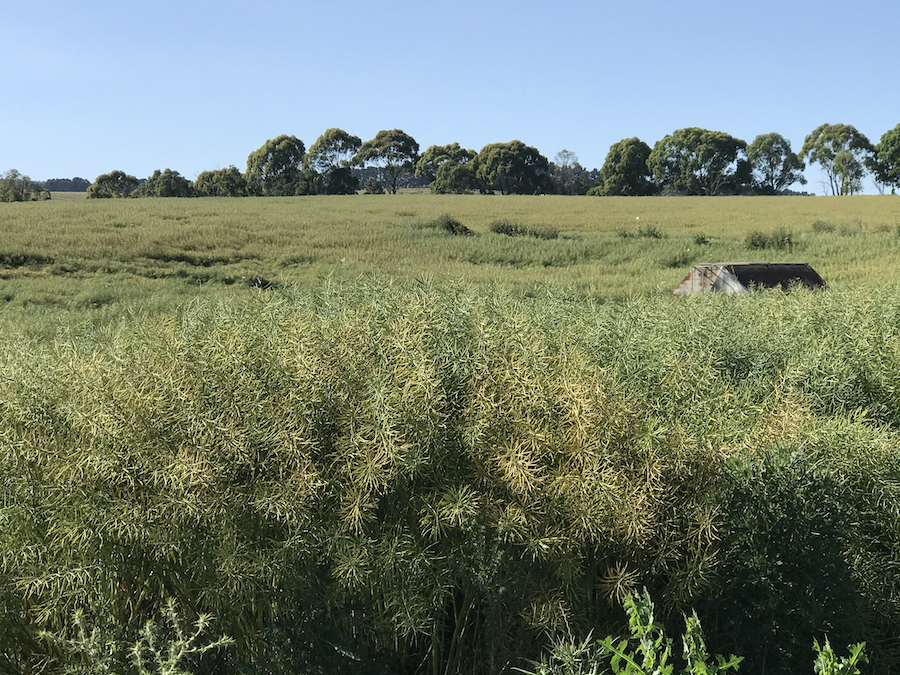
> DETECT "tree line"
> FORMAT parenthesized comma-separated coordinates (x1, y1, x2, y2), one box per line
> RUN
(5, 123, 898, 203)
(84, 123, 899, 199)
(0, 173, 92, 202)
(42, 177, 92, 192)
(0, 170, 51, 202)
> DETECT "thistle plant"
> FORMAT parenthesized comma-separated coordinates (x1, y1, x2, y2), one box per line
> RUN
(39, 599, 232, 675)
(129, 599, 234, 675)
(39, 608, 121, 675)
(518, 632, 606, 675)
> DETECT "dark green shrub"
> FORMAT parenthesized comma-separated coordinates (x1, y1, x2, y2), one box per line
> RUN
(428, 213, 475, 236)
(637, 224, 664, 239)
(769, 227, 794, 250)
(746, 228, 793, 250)
(812, 220, 835, 233)
(746, 230, 770, 249)
(616, 224, 664, 239)
(490, 219, 559, 240)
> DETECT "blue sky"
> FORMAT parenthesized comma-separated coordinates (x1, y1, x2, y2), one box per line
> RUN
(3, 0, 898, 193)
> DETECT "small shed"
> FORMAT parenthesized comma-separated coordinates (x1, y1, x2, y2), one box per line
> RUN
(673, 262, 826, 296)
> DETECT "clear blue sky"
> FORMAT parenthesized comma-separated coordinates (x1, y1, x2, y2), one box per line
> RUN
(4, 0, 898, 193)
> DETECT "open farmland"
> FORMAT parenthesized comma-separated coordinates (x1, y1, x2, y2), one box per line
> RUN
(0, 195, 899, 325)
(2, 194, 900, 675)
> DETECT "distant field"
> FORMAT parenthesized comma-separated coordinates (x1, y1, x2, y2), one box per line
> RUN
(49, 191, 88, 201)
(1, 194, 898, 324)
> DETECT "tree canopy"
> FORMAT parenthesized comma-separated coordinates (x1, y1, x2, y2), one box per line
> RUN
(799, 123, 875, 196)
(87, 170, 140, 199)
(304, 128, 362, 195)
(747, 133, 807, 195)
(592, 137, 654, 196)
(354, 129, 419, 194)
(246, 134, 306, 196)
(194, 166, 248, 197)
(306, 128, 362, 173)
(415, 143, 477, 194)
(474, 140, 550, 195)
(874, 123, 900, 192)
(135, 169, 194, 198)
(549, 150, 595, 195)
(647, 128, 749, 196)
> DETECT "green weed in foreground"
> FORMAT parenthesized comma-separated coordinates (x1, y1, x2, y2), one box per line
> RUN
(521, 590, 742, 675)
(814, 639, 868, 675)
(522, 591, 866, 675)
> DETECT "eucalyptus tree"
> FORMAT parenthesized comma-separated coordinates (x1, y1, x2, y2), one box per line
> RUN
(474, 140, 551, 195)
(135, 168, 194, 197)
(246, 134, 306, 196)
(647, 128, 750, 195)
(415, 142, 477, 193)
(353, 129, 419, 194)
(874, 123, 900, 193)
(550, 149, 575, 195)
(799, 123, 875, 195)
(306, 128, 362, 195)
(747, 133, 807, 194)
(194, 166, 248, 197)
(592, 137, 654, 196)
(549, 149, 594, 195)
(87, 170, 140, 198)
